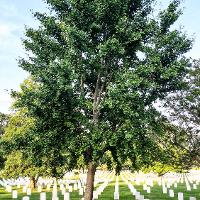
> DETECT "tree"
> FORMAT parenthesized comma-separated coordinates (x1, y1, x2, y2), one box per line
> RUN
(1, 151, 41, 188)
(0, 112, 9, 170)
(0, 112, 9, 136)
(141, 122, 194, 176)
(1, 80, 70, 187)
(1, 107, 40, 188)
(12, 0, 193, 199)
(166, 60, 200, 167)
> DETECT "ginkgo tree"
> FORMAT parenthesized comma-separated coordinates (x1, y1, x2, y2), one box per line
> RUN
(9, 0, 194, 199)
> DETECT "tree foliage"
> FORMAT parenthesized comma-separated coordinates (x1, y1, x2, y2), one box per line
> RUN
(166, 60, 200, 167)
(0, 112, 9, 170)
(0, 112, 9, 136)
(2, 79, 70, 179)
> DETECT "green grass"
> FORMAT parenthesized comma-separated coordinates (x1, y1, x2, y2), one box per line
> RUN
(1, 176, 200, 199)
(133, 182, 200, 200)
(0, 186, 81, 200)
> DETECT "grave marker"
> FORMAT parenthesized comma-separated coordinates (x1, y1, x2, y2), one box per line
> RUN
(169, 189, 174, 197)
(12, 190, 17, 199)
(64, 192, 70, 200)
(178, 192, 183, 200)
(22, 196, 30, 200)
(38, 185, 42, 192)
(40, 192, 46, 200)
(27, 188, 31, 195)
(114, 191, 119, 200)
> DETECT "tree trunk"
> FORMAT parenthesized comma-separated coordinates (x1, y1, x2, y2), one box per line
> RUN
(30, 176, 36, 189)
(84, 162, 96, 200)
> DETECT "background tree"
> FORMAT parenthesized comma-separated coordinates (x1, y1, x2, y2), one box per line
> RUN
(0, 112, 9, 171)
(10, 0, 193, 199)
(0, 112, 9, 136)
(141, 120, 194, 176)
(1, 105, 40, 188)
(1, 79, 73, 187)
(1, 151, 44, 189)
(166, 60, 200, 166)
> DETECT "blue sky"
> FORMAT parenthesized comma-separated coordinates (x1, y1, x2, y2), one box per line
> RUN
(0, 0, 200, 113)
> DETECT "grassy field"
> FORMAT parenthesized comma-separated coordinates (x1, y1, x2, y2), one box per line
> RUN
(0, 176, 200, 199)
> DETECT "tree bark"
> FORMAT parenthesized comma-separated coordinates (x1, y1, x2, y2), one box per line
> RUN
(30, 176, 36, 189)
(84, 161, 96, 200)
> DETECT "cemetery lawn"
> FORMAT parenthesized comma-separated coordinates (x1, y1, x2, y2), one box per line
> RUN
(134, 182, 200, 200)
(1, 176, 200, 199)
(0, 187, 81, 200)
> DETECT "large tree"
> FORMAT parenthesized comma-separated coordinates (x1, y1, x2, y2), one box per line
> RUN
(11, 0, 193, 199)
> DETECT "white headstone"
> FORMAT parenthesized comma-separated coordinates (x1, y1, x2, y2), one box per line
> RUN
(93, 191, 98, 199)
(149, 180, 153, 187)
(178, 192, 184, 200)
(187, 185, 191, 191)
(40, 192, 46, 200)
(52, 191, 58, 199)
(12, 190, 18, 199)
(27, 188, 31, 195)
(147, 187, 151, 193)
(74, 183, 78, 191)
(143, 184, 147, 190)
(22, 196, 30, 200)
(64, 192, 70, 200)
(78, 181, 81, 189)
(131, 187, 136, 195)
(169, 189, 174, 197)
(52, 196, 59, 200)
(47, 184, 51, 191)
(189, 197, 196, 200)
(135, 191, 140, 199)
(79, 188, 84, 195)
(61, 187, 66, 195)
(38, 185, 42, 192)
(193, 184, 197, 189)
(60, 184, 64, 190)
(140, 195, 144, 200)
(167, 182, 171, 188)
(68, 186, 73, 192)
(114, 191, 119, 200)
(162, 187, 167, 194)
(6, 185, 12, 192)
(181, 178, 183, 183)
(23, 186, 27, 193)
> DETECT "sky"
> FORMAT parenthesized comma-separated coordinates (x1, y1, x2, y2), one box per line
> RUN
(0, 0, 200, 114)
